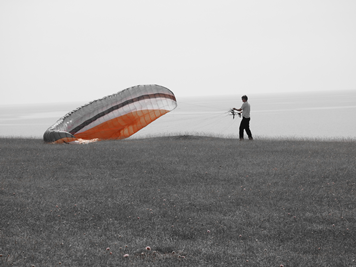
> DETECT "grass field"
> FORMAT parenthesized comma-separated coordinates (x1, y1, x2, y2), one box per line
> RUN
(0, 136, 355, 266)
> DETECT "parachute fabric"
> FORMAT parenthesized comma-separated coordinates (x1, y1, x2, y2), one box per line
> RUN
(43, 85, 177, 143)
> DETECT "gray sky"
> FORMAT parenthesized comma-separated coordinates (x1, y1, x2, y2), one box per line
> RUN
(1, 0, 355, 105)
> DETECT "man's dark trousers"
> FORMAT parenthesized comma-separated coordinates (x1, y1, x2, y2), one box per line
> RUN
(239, 117, 253, 140)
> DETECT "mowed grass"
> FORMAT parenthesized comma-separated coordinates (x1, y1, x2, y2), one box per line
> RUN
(0, 136, 355, 266)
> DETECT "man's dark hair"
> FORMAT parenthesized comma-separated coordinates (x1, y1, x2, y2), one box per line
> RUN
(242, 95, 248, 101)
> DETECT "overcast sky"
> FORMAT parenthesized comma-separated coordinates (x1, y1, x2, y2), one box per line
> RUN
(1, 0, 355, 105)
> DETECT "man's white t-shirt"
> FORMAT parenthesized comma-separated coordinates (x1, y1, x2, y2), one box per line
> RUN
(240, 102, 251, 118)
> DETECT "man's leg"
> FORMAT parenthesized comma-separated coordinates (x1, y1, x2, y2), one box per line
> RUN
(239, 119, 244, 140)
(245, 118, 253, 140)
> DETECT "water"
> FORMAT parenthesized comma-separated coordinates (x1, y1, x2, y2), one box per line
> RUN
(1, 90, 355, 140)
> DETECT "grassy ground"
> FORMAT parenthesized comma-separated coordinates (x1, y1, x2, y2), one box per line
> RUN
(0, 136, 355, 266)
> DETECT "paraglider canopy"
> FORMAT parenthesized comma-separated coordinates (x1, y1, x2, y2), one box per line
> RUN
(43, 84, 177, 143)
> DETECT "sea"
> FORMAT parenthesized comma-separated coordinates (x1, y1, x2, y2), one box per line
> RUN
(1, 90, 355, 141)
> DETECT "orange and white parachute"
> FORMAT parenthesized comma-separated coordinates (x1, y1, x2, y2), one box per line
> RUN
(43, 84, 177, 143)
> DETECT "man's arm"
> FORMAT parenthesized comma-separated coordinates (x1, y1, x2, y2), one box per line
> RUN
(234, 102, 246, 112)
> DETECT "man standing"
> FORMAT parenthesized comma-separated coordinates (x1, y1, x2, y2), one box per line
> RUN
(233, 95, 253, 140)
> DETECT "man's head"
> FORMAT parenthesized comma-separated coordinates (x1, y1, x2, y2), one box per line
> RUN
(241, 95, 248, 102)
